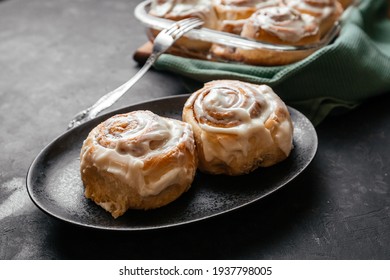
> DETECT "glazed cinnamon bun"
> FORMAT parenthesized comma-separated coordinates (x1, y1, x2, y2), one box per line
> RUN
(213, 0, 282, 35)
(212, 0, 281, 21)
(80, 110, 198, 218)
(182, 80, 294, 176)
(149, 0, 217, 52)
(282, 0, 343, 36)
(150, 0, 217, 27)
(233, 5, 321, 65)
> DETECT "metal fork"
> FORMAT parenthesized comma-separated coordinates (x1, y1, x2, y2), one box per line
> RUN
(68, 17, 203, 129)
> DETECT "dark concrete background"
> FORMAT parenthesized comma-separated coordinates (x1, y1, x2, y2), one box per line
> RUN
(1, 0, 390, 259)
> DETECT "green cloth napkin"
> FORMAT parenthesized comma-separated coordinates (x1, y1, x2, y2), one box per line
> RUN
(153, 0, 390, 125)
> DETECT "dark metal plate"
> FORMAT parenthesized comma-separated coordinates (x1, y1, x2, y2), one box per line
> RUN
(26, 95, 318, 231)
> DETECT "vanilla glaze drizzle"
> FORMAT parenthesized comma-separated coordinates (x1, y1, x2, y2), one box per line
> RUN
(80, 110, 196, 197)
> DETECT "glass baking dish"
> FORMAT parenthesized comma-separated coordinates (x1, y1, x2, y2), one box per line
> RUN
(134, 0, 343, 65)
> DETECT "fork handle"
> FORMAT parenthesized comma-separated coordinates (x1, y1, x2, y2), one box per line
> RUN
(67, 53, 158, 129)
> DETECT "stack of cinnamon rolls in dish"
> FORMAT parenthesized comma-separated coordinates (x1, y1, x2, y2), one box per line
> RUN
(149, 0, 350, 65)
(80, 80, 294, 218)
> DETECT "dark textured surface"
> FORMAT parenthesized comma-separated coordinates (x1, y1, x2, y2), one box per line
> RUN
(1, 0, 390, 259)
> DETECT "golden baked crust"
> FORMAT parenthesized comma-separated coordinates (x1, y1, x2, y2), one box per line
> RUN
(182, 80, 294, 176)
(283, 0, 343, 36)
(82, 167, 192, 218)
(338, 0, 353, 9)
(80, 110, 198, 218)
(234, 5, 321, 65)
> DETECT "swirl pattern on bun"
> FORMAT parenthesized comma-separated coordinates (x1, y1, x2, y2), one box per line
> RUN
(228, 5, 321, 65)
(80, 110, 198, 218)
(182, 80, 294, 175)
(283, 0, 343, 36)
(241, 5, 320, 44)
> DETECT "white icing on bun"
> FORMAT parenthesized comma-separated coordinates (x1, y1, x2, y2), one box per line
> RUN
(80, 110, 197, 218)
(243, 5, 319, 43)
(183, 80, 294, 175)
(283, 0, 343, 35)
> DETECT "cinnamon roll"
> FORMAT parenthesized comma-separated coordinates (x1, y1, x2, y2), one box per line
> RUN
(182, 80, 294, 176)
(149, 0, 217, 52)
(283, 0, 343, 36)
(230, 5, 321, 65)
(212, 0, 281, 21)
(209, 1, 283, 61)
(150, 0, 214, 21)
(213, 0, 282, 35)
(80, 110, 198, 218)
